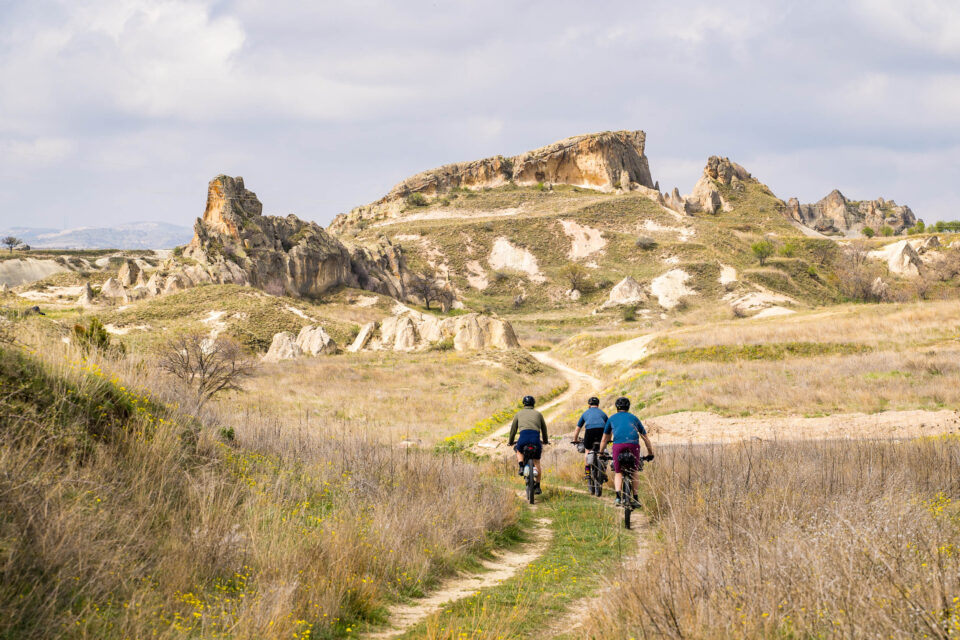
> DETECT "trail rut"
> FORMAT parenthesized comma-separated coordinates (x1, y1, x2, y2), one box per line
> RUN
(364, 518, 552, 639)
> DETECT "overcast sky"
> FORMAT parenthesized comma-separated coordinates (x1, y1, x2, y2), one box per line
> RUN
(1, 0, 958, 230)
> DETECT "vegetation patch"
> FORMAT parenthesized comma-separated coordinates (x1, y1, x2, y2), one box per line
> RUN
(651, 341, 874, 363)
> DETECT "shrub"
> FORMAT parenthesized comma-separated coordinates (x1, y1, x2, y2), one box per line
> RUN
(636, 236, 657, 250)
(72, 318, 121, 355)
(862, 226, 876, 238)
(535, 181, 547, 192)
(880, 225, 895, 237)
(751, 240, 774, 266)
(621, 306, 637, 322)
(558, 263, 589, 292)
(405, 192, 428, 207)
(429, 336, 455, 352)
(159, 334, 256, 409)
(778, 241, 798, 258)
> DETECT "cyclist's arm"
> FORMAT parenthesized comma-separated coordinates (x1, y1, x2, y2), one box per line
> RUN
(573, 415, 584, 442)
(507, 416, 519, 445)
(539, 414, 549, 445)
(599, 431, 611, 453)
(641, 432, 654, 458)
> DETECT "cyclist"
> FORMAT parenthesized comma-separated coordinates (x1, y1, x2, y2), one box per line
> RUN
(507, 395, 550, 495)
(599, 397, 654, 507)
(572, 396, 608, 480)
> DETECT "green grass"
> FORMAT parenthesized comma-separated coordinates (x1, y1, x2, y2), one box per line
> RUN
(394, 487, 638, 639)
(650, 341, 875, 363)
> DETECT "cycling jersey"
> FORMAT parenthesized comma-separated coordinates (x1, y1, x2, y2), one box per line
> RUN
(508, 408, 548, 445)
(577, 407, 608, 430)
(603, 411, 646, 444)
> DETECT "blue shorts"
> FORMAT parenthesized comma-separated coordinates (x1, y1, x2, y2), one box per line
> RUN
(514, 431, 542, 460)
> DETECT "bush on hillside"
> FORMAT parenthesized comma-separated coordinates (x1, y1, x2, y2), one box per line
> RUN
(636, 236, 657, 250)
(862, 226, 876, 238)
(405, 192, 428, 207)
(751, 240, 774, 266)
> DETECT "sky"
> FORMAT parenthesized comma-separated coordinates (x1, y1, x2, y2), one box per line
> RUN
(0, 0, 958, 230)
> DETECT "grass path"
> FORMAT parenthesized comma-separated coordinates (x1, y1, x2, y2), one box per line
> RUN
(393, 486, 641, 639)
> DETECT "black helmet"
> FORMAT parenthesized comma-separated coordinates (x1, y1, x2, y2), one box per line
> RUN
(522, 395, 535, 407)
(615, 396, 631, 411)
(588, 396, 600, 406)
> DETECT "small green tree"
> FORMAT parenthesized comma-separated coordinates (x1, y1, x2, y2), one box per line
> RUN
(862, 226, 876, 238)
(405, 192, 428, 207)
(559, 263, 589, 292)
(73, 317, 115, 354)
(880, 225, 894, 237)
(751, 240, 774, 266)
(2, 236, 21, 253)
(779, 241, 798, 258)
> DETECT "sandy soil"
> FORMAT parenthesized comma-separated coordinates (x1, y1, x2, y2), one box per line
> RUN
(646, 409, 960, 444)
(364, 518, 552, 639)
(594, 334, 657, 365)
(0, 258, 69, 287)
(487, 238, 545, 284)
(650, 269, 695, 309)
(719, 264, 738, 285)
(560, 219, 606, 259)
(373, 206, 523, 227)
(466, 260, 489, 290)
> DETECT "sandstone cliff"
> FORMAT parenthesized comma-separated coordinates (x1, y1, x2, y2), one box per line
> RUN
(663, 156, 752, 215)
(150, 175, 412, 300)
(330, 130, 655, 233)
(786, 190, 916, 236)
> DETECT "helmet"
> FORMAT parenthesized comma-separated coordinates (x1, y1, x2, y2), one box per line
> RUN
(588, 396, 600, 406)
(615, 396, 631, 411)
(522, 395, 535, 407)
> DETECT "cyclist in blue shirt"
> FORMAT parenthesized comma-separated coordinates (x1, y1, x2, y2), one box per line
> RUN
(572, 396, 608, 480)
(599, 397, 654, 507)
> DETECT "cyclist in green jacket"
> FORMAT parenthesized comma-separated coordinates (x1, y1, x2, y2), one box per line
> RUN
(508, 395, 550, 494)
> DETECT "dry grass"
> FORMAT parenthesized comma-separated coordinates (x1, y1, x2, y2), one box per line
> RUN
(586, 437, 960, 639)
(0, 321, 517, 639)
(238, 350, 565, 444)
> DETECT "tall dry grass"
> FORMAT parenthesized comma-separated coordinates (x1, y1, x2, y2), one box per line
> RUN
(0, 321, 516, 639)
(588, 438, 960, 639)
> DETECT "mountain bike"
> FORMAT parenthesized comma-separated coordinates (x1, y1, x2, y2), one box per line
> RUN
(616, 450, 644, 530)
(521, 444, 540, 505)
(574, 441, 611, 497)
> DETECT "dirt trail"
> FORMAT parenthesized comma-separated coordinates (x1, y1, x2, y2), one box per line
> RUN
(471, 352, 601, 455)
(365, 518, 552, 639)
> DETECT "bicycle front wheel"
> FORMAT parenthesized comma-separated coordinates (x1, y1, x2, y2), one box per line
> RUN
(526, 466, 536, 505)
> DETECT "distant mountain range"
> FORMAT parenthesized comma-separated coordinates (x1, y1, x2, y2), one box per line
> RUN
(1, 222, 193, 249)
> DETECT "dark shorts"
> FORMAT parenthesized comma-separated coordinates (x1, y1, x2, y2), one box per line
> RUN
(612, 443, 641, 473)
(514, 431, 542, 460)
(582, 428, 604, 451)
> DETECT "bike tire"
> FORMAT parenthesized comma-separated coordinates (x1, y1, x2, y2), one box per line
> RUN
(526, 466, 535, 505)
(593, 468, 603, 497)
(623, 477, 632, 529)
(624, 506, 632, 529)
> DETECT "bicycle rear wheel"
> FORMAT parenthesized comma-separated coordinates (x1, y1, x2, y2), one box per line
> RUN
(623, 476, 632, 529)
(526, 465, 535, 504)
(592, 466, 603, 497)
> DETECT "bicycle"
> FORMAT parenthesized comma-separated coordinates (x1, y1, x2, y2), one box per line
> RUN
(574, 441, 611, 497)
(616, 449, 645, 530)
(521, 444, 540, 505)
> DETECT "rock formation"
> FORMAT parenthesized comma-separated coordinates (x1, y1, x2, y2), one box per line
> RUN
(663, 157, 749, 216)
(141, 175, 413, 302)
(263, 331, 302, 362)
(330, 130, 656, 232)
(117, 260, 141, 287)
(296, 325, 337, 356)
(602, 276, 648, 308)
(786, 190, 916, 236)
(868, 240, 923, 277)
(77, 282, 95, 306)
(357, 309, 520, 352)
(100, 277, 127, 301)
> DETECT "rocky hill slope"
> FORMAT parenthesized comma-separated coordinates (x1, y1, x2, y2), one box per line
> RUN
(330, 130, 656, 233)
(786, 190, 916, 236)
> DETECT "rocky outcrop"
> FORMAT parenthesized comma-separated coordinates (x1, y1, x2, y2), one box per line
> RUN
(139, 175, 412, 302)
(77, 282, 95, 306)
(868, 240, 923, 277)
(663, 157, 749, 216)
(100, 277, 127, 301)
(359, 309, 519, 352)
(601, 276, 648, 308)
(330, 130, 655, 232)
(296, 325, 337, 355)
(787, 190, 916, 236)
(263, 331, 302, 362)
(117, 260, 141, 287)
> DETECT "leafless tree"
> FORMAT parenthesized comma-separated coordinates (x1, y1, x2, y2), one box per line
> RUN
(808, 239, 837, 266)
(159, 333, 255, 409)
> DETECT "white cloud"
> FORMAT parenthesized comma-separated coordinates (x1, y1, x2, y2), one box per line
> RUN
(0, 136, 76, 167)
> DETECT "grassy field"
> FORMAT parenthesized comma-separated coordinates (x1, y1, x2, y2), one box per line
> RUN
(0, 323, 520, 640)
(585, 437, 960, 639)
(237, 349, 566, 445)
